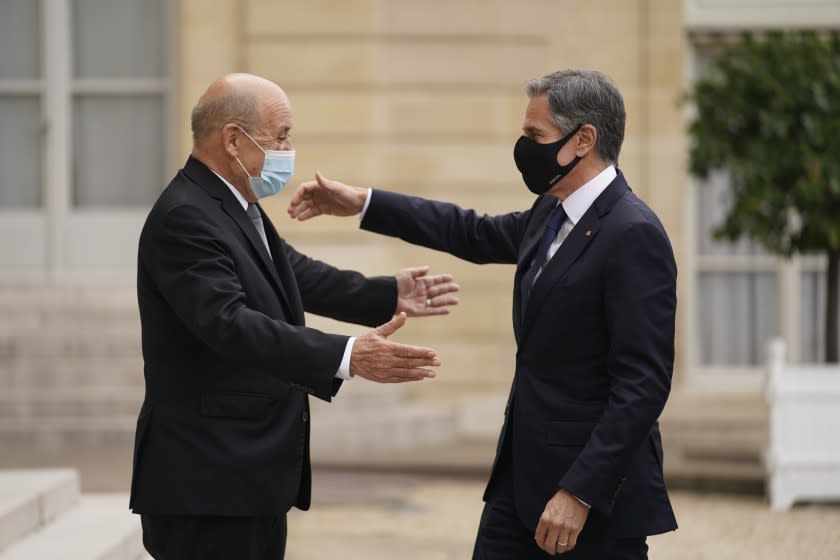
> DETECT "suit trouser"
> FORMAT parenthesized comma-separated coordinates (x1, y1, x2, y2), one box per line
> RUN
(141, 514, 287, 560)
(472, 434, 648, 560)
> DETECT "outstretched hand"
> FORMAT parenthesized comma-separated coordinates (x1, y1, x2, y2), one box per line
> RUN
(396, 266, 459, 317)
(350, 313, 440, 383)
(288, 172, 368, 221)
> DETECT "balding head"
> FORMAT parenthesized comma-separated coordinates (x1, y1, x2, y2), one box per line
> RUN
(190, 73, 288, 145)
(189, 74, 294, 203)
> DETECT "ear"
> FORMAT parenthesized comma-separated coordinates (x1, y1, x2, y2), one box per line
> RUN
(221, 123, 241, 158)
(575, 124, 598, 157)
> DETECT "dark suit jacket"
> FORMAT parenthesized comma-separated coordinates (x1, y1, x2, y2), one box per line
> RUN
(361, 171, 678, 539)
(129, 156, 397, 516)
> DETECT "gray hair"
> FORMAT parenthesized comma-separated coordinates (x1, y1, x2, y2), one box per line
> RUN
(525, 69, 625, 165)
(190, 91, 260, 143)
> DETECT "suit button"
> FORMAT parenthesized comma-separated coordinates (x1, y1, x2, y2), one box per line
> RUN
(302, 411, 309, 422)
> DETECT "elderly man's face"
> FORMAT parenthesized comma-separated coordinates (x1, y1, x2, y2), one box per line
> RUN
(238, 92, 295, 180)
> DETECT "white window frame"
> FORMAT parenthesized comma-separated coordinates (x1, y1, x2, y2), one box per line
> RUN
(0, 0, 177, 286)
(682, 33, 830, 391)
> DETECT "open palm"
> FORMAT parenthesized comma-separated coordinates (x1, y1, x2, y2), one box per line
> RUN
(395, 266, 459, 317)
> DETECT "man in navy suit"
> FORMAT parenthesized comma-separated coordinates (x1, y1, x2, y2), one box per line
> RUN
(288, 69, 677, 559)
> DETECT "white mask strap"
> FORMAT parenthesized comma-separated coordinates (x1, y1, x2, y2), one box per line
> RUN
(239, 128, 266, 154)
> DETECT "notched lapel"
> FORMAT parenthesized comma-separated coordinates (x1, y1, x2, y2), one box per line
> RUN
(513, 198, 556, 334)
(517, 172, 629, 341)
(181, 157, 296, 317)
(518, 208, 603, 342)
(524, 212, 601, 321)
(516, 199, 555, 278)
(222, 200, 297, 318)
(262, 215, 306, 325)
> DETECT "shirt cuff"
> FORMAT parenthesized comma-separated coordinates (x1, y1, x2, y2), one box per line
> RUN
(335, 337, 355, 380)
(574, 496, 591, 509)
(359, 188, 373, 221)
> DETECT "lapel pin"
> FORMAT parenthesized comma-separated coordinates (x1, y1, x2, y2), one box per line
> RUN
(585, 230, 592, 237)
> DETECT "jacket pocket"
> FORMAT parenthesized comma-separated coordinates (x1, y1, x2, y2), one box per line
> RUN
(200, 392, 274, 420)
(544, 420, 596, 447)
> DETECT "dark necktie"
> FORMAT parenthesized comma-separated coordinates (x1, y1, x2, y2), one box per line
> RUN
(246, 203, 272, 259)
(521, 203, 567, 310)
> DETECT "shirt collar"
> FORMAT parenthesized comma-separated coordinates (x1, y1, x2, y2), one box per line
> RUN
(211, 169, 249, 211)
(560, 165, 617, 225)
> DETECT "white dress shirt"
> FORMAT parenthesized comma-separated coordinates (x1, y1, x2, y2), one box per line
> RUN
(211, 170, 355, 381)
(532, 165, 617, 283)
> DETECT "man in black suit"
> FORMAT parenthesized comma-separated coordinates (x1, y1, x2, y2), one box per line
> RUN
(131, 73, 459, 559)
(288, 69, 678, 559)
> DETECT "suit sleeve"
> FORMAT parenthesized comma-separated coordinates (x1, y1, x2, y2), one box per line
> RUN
(361, 189, 528, 265)
(283, 242, 398, 327)
(558, 221, 677, 512)
(143, 202, 347, 401)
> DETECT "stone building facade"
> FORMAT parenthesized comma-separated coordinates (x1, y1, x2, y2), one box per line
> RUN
(1, 0, 838, 478)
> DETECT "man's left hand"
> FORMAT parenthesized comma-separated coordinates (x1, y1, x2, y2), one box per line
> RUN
(535, 488, 590, 555)
(395, 266, 459, 317)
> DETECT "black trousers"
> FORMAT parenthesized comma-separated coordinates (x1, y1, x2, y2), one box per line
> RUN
(141, 514, 287, 560)
(472, 436, 647, 560)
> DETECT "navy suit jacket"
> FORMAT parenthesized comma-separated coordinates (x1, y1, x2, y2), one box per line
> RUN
(361, 171, 678, 539)
(130, 156, 397, 516)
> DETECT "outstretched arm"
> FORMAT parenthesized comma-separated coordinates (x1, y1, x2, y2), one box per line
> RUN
(289, 172, 528, 265)
(288, 171, 368, 221)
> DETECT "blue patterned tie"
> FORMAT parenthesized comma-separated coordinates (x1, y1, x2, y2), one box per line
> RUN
(521, 204, 567, 310)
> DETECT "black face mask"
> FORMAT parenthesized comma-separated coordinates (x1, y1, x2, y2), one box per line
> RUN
(513, 125, 582, 195)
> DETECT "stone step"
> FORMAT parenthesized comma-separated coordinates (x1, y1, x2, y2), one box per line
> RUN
(660, 392, 768, 480)
(318, 380, 407, 409)
(0, 389, 144, 419)
(0, 361, 144, 390)
(0, 494, 144, 560)
(0, 401, 456, 449)
(2, 335, 141, 361)
(310, 402, 457, 453)
(0, 383, 406, 420)
(0, 416, 138, 446)
(0, 469, 80, 552)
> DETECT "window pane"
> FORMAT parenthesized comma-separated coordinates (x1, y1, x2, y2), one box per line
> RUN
(71, 0, 165, 79)
(695, 171, 767, 256)
(698, 272, 778, 366)
(801, 269, 840, 363)
(0, 0, 41, 79)
(72, 96, 164, 208)
(0, 96, 42, 207)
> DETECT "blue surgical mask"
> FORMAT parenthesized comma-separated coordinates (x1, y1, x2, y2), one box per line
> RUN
(235, 129, 295, 199)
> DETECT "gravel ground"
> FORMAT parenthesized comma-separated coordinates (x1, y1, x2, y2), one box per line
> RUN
(3, 446, 838, 559)
(288, 476, 840, 560)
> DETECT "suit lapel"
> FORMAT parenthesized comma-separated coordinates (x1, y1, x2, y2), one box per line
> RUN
(261, 210, 306, 325)
(181, 157, 296, 318)
(519, 211, 601, 338)
(517, 173, 629, 342)
(512, 197, 556, 340)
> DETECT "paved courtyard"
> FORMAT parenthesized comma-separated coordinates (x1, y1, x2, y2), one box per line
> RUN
(2, 446, 839, 559)
(287, 472, 840, 560)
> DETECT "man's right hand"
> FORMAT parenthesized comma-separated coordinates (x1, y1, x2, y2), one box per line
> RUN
(350, 312, 440, 383)
(288, 171, 367, 222)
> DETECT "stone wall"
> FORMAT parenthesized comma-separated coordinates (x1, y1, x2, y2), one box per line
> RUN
(0, 0, 688, 443)
(179, 0, 688, 400)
